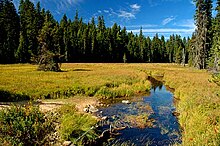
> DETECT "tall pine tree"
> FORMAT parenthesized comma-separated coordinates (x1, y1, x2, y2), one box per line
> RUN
(192, 0, 213, 69)
(0, 0, 19, 63)
(209, 0, 220, 71)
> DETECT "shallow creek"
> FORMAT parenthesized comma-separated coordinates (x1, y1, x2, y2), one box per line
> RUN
(96, 79, 182, 145)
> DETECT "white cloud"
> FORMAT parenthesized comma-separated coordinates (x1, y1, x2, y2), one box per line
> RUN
(127, 28, 195, 34)
(104, 10, 109, 13)
(126, 24, 158, 28)
(98, 10, 102, 13)
(190, 0, 195, 6)
(13, 0, 83, 14)
(162, 16, 175, 25)
(118, 10, 135, 19)
(175, 19, 196, 29)
(130, 4, 141, 11)
(117, 3, 141, 20)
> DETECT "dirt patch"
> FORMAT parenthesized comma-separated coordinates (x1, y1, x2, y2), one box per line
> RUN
(0, 96, 98, 113)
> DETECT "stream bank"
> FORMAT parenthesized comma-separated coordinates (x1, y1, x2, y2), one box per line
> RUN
(95, 77, 182, 145)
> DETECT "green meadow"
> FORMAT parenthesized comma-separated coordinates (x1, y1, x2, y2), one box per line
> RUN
(0, 63, 219, 145)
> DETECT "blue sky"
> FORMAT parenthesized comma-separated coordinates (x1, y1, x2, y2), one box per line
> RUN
(12, 0, 216, 39)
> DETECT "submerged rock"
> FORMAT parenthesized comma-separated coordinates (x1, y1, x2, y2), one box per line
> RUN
(122, 100, 131, 104)
(172, 111, 180, 117)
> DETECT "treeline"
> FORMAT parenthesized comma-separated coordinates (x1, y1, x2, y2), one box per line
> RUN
(0, 0, 191, 64)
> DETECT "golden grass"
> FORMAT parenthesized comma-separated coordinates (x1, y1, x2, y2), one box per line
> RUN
(0, 63, 219, 145)
(0, 63, 151, 100)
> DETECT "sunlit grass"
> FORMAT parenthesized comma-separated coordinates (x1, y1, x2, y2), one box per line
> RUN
(0, 63, 151, 100)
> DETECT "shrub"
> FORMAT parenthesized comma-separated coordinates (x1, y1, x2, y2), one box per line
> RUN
(0, 104, 55, 145)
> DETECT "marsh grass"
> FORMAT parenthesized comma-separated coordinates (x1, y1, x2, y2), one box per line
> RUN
(0, 64, 151, 101)
(0, 63, 219, 145)
(57, 104, 98, 145)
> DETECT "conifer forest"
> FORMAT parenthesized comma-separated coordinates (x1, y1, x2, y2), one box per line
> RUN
(0, 0, 218, 70)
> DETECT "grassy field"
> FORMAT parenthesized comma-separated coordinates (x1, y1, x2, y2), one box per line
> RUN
(0, 63, 219, 145)
(0, 63, 151, 100)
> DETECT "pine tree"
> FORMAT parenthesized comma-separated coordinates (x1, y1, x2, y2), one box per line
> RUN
(0, 0, 20, 63)
(192, 0, 213, 69)
(16, 0, 39, 63)
(139, 27, 144, 61)
(37, 13, 62, 71)
(209, 0, 220, 71)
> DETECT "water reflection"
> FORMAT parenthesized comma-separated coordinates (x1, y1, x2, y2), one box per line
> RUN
(97, 78, 182, 146)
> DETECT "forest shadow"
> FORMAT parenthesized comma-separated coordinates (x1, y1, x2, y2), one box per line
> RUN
(72, 68, 92, 72)
(0, 90, 30, 102)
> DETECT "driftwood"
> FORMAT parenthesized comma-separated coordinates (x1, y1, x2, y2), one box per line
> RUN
(92, 126, 126, 145)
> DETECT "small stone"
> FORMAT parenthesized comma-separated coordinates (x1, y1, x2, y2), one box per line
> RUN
(63, 141, 72, 146)
(101, 116, 108, 120)
(83, 107, 89, 113)
(89, 105, 99, 113)
(122, 100, 131, 104)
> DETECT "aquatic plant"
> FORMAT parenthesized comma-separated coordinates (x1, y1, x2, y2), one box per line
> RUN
(58, 104, 97, 145)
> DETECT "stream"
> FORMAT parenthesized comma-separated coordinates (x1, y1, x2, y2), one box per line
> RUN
(96, 79, 182, 145)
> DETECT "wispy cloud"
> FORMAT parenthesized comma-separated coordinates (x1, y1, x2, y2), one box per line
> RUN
(190, 0, 195, 6)
(104, 10, 109, 13)
(13, 0, 84, 14)
(130, 4, 141, 11)
(174, 19, 196, 29)
(118, 10, 135, 19)
(162, 16, 175, 25)
(126, 24, 158, 28)
(127, 28, 195, 34)
(94, 3, 141, 20)
(117, 3, 141, 20)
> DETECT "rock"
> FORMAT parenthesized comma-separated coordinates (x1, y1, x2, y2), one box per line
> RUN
(83, 107, 89, 113)
(101, 116, 108, 120)
(122, 100, 131, 104)
(63, 141, 72, 146)
(172, 111, 180, 117)
(84, 105, 98, 113)
(89, 105, 99, 113)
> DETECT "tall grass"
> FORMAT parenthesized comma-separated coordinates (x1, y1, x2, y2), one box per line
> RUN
(0, 64, 151, 101)
(57, 104, 98, 145)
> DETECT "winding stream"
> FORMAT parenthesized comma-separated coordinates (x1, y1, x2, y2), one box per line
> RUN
(96, 79, 182, 145)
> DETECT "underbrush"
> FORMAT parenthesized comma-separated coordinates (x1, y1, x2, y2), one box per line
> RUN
(0, 104, 55, 145)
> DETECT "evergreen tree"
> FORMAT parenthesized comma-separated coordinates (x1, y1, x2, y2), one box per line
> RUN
(192, 0, 213, 69)
(0, 0, 20, 63)
(16, 0, 39, 63)
(37, 13, 62, 71)
(139, 27, 144, 61)
(209, 0, 220, 71)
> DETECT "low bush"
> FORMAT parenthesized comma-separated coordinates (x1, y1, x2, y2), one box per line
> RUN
(0, 104, 55, 145)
